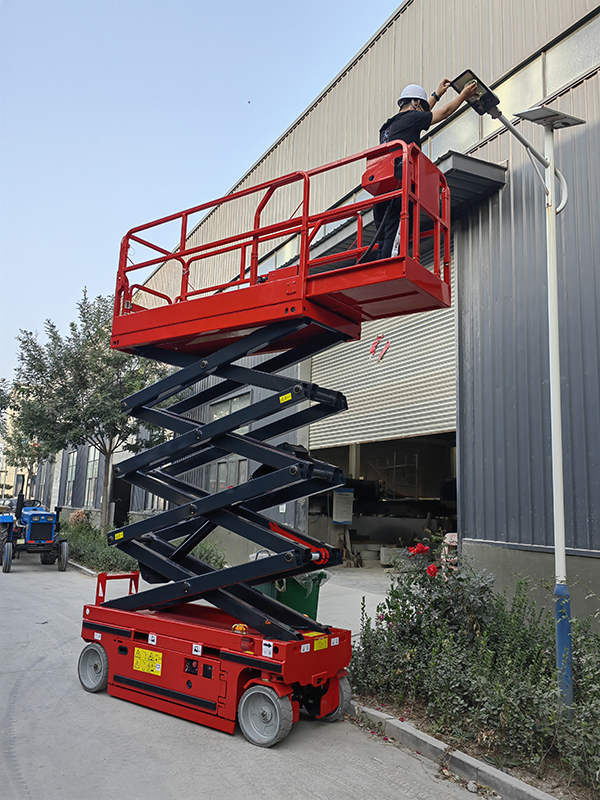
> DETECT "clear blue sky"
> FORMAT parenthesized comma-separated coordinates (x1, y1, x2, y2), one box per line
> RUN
(0, 0, 401, 379)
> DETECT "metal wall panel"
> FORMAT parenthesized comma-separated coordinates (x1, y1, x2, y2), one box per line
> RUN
(457, 69, 600, 552)
(310, 250, 456, 449)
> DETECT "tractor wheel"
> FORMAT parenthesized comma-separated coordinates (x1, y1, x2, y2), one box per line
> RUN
(78, 643, 109, 692)
(2, 541, 12, 573)
(57, 541, 69, 571)
(237, 685, 293, 747)
(40, 551, 57, 565)
(0, 523, 8, 550)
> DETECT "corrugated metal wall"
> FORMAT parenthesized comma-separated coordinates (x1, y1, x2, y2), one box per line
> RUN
(310, 250, 456, 448)
(457, 68, 600, 551)
(145, 0, 598, 300)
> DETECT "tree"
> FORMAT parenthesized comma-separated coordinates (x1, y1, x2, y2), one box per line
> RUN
(13, 291, 169, 534)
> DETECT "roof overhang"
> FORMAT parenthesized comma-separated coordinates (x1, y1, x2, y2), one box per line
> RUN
(436, 150, 507, 213)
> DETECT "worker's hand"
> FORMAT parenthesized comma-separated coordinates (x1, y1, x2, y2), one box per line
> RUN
(436, 79, 452, 98)
(460, 80, 480, 101)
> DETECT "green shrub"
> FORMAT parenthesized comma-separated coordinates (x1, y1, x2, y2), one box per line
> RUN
(63, 513, 226, 573)
(350, 542, 600, 791)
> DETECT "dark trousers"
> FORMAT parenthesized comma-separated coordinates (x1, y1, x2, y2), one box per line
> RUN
(373, 197, 403, 260)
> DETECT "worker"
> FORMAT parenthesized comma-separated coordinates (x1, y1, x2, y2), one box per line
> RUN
(373, 79, 479, 259)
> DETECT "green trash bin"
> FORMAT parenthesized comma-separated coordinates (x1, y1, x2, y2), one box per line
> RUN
(275, 572, 328, 620)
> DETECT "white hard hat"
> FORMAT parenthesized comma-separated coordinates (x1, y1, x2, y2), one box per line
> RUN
(398, 84, 428, 106)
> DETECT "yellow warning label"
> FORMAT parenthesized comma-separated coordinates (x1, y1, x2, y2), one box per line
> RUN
(304, 631, 321, 638)
(115, 532, 124, 540)
(133, 647, 162, 676)
(279, 392, 292, 404)
(314, 637, 328, 651)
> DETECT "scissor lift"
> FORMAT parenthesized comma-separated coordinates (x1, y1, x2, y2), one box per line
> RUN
(78, 141, 451, 746)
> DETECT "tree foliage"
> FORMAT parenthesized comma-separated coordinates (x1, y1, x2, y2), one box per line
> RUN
(12, 291, 169, 531)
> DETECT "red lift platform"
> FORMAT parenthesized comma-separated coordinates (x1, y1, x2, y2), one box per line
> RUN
(78, 141, 451, 747)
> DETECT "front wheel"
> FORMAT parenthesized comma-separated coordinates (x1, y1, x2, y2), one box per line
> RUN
(57, 541, 68, 571)
(40, 551, 57, 565)
(2, 542, 12, 573)
(237, 685, 293, 747)
(78, 643, 109, 692)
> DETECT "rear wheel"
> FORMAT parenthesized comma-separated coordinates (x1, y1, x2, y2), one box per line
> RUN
(237, 685, 293, 747)
(78, 643, 108, 692)
(304, 675, 352, 722)
(2, 541, 12, 573)
(57, 541, 68, 571)
(319, 676, 352, 722)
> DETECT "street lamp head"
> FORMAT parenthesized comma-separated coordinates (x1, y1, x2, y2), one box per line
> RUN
(514, 106, 586, 129)
(450, 69, 500, 116)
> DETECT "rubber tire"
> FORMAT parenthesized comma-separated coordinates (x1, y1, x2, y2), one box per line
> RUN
(40, 551, 57, 565)
(2, 542, 12, 573)
(78, 643, 109, 692)
(57, 541, 68, 571)
(319, 675, 352, 722)
(237, 685, 293, 747)
(0, 523, 8, 551)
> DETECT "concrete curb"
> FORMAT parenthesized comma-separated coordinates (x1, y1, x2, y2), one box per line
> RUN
(351, 702, 555, 800)
(67, 560, 97, 578)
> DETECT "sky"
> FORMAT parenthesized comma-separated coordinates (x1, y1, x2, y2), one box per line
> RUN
(0, 0, 402, 379)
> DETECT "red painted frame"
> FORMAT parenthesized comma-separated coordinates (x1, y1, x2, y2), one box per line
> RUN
(111, 142, 451, 357)
(82, 573, 352, 735)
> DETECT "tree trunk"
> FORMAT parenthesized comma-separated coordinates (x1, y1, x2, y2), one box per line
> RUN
(100, 442, 114, 536)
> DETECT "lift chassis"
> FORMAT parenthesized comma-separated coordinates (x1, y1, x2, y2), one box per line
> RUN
(78, 142, 452, 746)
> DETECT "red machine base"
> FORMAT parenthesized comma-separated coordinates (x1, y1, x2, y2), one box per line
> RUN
(79, 577, 352, 746)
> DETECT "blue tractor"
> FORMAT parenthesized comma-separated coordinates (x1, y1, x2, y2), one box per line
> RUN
(0, 493, 68, 573)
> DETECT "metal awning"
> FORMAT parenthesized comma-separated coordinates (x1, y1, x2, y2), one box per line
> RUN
(436, 150, 507, 212)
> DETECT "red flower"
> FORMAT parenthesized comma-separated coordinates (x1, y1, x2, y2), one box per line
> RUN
(408, 543, 430, 557)
(426, 564, 438, 577)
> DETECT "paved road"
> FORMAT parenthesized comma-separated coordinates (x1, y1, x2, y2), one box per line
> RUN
(0, 557, 471, 800)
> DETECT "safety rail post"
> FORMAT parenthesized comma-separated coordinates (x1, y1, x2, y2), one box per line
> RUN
(297, 174, 311, 286)
(251, 186, 278, 285)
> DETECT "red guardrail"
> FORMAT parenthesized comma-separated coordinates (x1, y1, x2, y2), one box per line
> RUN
(114, 142, 450, 321)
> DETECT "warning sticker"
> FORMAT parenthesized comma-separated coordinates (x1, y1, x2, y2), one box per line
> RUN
(133, 647, 162, 676)
(301, 643, 310, 653)
(331, 637, 339, 646)
(303, 632, 321, 638)
(279, 392, 292, 404)
(314, 637, 328, 651)
(115, 532, 124, 540)
(262, 640, 274, 658)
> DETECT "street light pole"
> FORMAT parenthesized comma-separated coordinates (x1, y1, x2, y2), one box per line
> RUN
(543, 121, 572, 706)
(449, 71, 585, 707)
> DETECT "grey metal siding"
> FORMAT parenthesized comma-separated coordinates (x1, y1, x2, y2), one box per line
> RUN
(310, 249, 456, 448)
(457, 68, 600, 552)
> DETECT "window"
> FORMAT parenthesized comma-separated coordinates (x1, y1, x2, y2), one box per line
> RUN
(84, 447, 100, 507)
(65, 451, 77, 506)
(144, 491, 166, 512)
(206, 393, 250, 494)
